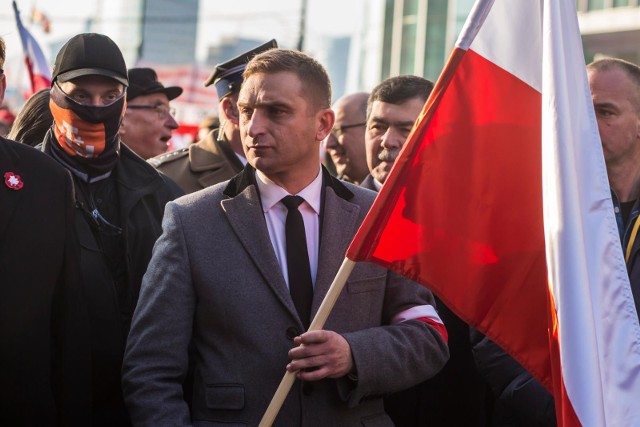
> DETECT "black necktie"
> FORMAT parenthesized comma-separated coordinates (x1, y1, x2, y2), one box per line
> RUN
(281, 195, 313, 328)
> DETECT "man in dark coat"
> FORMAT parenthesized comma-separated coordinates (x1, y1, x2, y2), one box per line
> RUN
(40, 33, 183, 426)
(119, 67, 182, 160)
(0, 36, 91, 426)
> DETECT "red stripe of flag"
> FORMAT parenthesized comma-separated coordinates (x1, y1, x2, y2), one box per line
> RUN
(348, 42, 553, 389)
(344, 0, 640, 424)
(12, 1, 51, 96)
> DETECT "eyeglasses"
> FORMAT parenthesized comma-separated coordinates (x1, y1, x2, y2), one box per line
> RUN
(330, 122, 366, 138)
(128, 104, 176, 119)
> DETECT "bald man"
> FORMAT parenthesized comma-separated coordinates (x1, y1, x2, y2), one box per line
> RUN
(324, 92, 369, 184)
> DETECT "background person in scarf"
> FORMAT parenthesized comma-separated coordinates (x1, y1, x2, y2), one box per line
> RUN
(41, 33, 183, 426)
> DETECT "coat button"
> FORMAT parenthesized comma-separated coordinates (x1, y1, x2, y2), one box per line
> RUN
(286, 327, 299, 340)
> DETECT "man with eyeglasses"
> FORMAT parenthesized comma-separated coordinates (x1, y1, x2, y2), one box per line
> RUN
(40, 33, 183, 426)
(120, 67, 182, 160)
(324, 92, 369, 185)
(149, 39, 277, 194)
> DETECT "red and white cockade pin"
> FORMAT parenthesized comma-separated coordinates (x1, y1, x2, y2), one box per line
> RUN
(4, 172, 24, 190)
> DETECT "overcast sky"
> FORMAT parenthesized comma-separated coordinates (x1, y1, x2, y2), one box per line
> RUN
(1, 0, 364, 63)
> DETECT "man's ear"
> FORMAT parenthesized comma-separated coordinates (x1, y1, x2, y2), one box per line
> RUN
(316, 108, 335, 142)
(118, 116, 127, 136)
(222, 97, 239, 126)
(0, 74, 6, 105)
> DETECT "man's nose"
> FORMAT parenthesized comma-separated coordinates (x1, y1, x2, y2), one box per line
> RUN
(166, 114, 179, 130)
(246, 111, 267, 138)
(325, 133, 338, 150)
(380, 128, 403, 149)
(89, 95, 107, 106)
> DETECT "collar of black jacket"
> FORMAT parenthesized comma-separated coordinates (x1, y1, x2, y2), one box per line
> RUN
(223, 164, 354, 201)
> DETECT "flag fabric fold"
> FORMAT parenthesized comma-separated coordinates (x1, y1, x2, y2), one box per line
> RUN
(13, 0, 51, 95)
(542, 1, 640, 425)
(346, 0, 640, 425)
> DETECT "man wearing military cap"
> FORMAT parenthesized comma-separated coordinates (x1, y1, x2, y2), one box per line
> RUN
(120, 67, 182, 160)
(149, 39, 277, 194)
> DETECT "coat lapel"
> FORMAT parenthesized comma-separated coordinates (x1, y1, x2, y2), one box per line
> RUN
(220, 165, 359, 328)
(312, 187, 361, 318)
(221, 185, 301, 323)
(0, 140, 24, 241)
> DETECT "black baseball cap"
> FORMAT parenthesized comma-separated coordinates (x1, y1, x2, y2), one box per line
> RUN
(204, 39, 277, 99)
(53, 33, 128, 87)
(127, 68, 182, 101)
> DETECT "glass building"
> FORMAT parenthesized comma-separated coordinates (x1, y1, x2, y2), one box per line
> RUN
(577, 0, 640, 64)
(92, 0, 198, 65)
(367, 0, 640, 87)
(378, 0, 475, 82)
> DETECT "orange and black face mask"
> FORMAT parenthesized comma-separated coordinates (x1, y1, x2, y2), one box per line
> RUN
(48, 83, 126, 178)
(49, 83, 126, 158)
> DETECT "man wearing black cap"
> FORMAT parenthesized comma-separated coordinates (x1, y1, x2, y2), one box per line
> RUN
(40, 33, 183, 426)
(120, 67, 182, 160)
(149, 39, 277, 194)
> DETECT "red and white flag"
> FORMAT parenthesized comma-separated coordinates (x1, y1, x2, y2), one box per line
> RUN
(346, 0, 640, 425)
(12, 0, 51, 95)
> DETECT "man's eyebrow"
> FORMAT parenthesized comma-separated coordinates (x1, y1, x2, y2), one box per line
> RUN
(239, 100, 293, 112)
(257, 99, 292, 109)
(369, 116, 389, 125)
(394, 120, 418, 127)
(369, 116, 415, 127)
(593, 101, 618, 110)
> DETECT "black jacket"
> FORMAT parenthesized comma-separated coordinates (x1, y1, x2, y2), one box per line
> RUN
(613, 191, 640, 319)
(1, 137, 91, 426)
(43, 141, 183, 426)
(471, 330, 556, 427)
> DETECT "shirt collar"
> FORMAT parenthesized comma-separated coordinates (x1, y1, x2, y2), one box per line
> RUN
(255, 168, 323, 215)
(373, 177, 383, 191)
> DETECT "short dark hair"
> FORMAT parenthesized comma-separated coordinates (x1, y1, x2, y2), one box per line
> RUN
(8, 89, 53, 147)
(0, 37, 6, 69)
(587, 58, 640, 110)
(367, 75, 434, 118)
(243, 48, 332, 109)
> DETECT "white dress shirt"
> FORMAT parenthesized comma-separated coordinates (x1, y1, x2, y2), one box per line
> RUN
(255, 169, 322, 288)
(373, 177, 383, 191)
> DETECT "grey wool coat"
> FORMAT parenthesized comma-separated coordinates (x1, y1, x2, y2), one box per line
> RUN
(122, 166, 449, 427)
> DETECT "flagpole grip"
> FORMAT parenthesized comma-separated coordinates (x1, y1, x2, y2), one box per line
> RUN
(259, 258, 357, 427)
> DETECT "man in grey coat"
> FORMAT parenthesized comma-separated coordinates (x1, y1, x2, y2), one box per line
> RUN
(122, 48, 448, 426)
